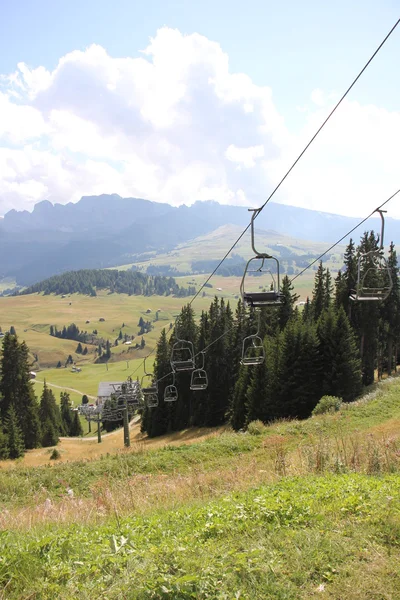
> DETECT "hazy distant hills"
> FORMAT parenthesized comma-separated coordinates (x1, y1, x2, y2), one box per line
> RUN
(0, 194, 399, 286)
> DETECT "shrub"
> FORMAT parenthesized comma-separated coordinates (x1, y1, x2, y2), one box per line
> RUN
(247, 420, 265, 435)
(49, 448, 61, 460)
(312, 395, 343, 416)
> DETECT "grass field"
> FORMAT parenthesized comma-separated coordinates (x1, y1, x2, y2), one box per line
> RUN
(0, 377, 399, 598)
(0, 289, 214, 371)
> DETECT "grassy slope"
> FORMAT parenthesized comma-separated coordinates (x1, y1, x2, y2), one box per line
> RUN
(0, 290, 215, 389)
(0, 378, 399, 598)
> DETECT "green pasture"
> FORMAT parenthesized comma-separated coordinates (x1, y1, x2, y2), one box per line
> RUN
(0, 289, 214, 371)
(37, 357, 154, 397)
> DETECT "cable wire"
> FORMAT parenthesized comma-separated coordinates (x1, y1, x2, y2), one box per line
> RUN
(155, 187, 400, 386)
(127, 17, 400, 382)
(187, 18, 399, 305)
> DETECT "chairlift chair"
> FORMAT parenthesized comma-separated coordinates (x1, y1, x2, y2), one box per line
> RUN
(190, 351, 208, 391)
(164, 372, 178, 402)
(240, 208, 285, 307)
(241, 310, 265, 366)
(170, 324, 195, 372)
(350, 209, 393, 302)
(146, 393, 159, 408)
(141, 357, 158, 396)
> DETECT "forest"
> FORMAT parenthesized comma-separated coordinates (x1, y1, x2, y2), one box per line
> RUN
(20, 269, 196, 297)
(0, 333, 81, 458)
(142, 231, 399, 437)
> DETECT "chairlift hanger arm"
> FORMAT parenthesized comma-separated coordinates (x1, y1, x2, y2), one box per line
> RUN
(249, 209, 273, 258)
(375, 208, 386, 250)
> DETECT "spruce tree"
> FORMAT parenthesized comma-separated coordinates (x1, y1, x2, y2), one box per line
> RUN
(5, 405, 25, 459)
(39, 382, 60, 446)
(311, 262, 326, 321)
(0, 334, 41, 449)
(60, 391, 73, 435)
(278, 275, 299, 330)
(143, 328, 171, 437)
(70, 411, 83, 436)
(331, 307, 362, 401)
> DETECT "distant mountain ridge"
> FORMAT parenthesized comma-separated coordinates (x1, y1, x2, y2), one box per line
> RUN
(0, 194, 399, 286)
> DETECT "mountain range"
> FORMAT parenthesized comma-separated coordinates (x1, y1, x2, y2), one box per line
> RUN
(1, 194, 399, 286)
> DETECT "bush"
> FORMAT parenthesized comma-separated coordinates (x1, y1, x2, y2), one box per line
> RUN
(312, 395, 343, 416)
(247, 420, 265, 435)
(49, 448, 61, 460)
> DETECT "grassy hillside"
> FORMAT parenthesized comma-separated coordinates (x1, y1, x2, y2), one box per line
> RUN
(0, 377, 399, 598)
(118, 225, 345, 295)
(0, 290, 215, 373)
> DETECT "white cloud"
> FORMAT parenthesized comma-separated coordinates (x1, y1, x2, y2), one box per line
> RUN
(0, 28, 399, 219)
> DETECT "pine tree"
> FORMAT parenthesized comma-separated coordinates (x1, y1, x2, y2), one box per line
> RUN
(0, 334, 41, 449)
(4, 405, 25, 459)
(278, 275, 299, 330)
(230, 364, 252, 430)
(70, 411, 83, 436)
(0, 429, 9, 459)
(381, 242, 400, 375)
(331, 307, 362, 401)
(278, 317, 319, 418)
(76, 342, 83, 354)
(60, 391, 73, 435)
(39, 382, 60, 446)
(311, 262, 326, 321)
(142, 329, 171, 437)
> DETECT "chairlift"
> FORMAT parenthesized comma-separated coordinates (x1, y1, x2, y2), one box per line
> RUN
(241, 310, 265, 366)
(141, 357, 158, 396)
(170, 321, 195, 372)
(146, 393, 159, 408)
(190, 351, 208, 391)
(164, 372, 178, 402)
(113, 378, 142, 408)
(240, 208, 285, 307)
(350, 209, 393, 302)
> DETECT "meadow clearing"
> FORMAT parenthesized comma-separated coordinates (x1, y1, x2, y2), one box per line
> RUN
(0, 376, 398, 598)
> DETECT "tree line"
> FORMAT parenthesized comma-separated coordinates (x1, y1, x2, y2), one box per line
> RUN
(142, 230, 399, 437)
(0, 333, 82, 459)
(19, 269, 196, 297)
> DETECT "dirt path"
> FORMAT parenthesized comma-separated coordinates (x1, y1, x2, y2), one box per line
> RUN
(35, 379, 96, 400)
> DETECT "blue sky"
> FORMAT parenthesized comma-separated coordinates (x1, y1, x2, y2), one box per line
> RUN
(0, 0, 399, 216)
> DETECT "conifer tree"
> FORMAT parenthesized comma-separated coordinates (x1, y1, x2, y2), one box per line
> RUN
(70, 411, 83, 436)
(278, 317, 319, 418)
(142, 328, 171, 437)
(331, 307, 362, 401)
(311, 262, 326, 321)
(4, 405, 24, 459)
(39, 382, 60, 446)
(0, 333, 41, 449)
(230, 363, 251, 430)
(60, 391, 73, 435)
(278, 275, 299, 330)
(381, 242, 400, 374)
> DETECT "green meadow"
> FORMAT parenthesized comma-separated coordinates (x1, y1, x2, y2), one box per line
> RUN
(0, 377, 398, 599)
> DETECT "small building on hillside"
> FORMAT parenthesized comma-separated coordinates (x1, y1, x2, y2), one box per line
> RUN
(97, 380, 141, 407)
(97, 382, 123, 406)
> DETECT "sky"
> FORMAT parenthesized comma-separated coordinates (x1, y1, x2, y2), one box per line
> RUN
(0, 0, 399, 219)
